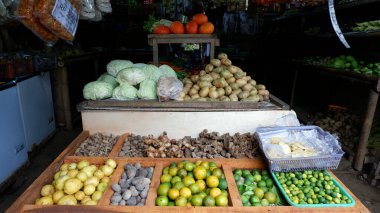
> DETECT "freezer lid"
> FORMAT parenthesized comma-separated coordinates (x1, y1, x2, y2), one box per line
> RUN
(0, 80, 16, 91)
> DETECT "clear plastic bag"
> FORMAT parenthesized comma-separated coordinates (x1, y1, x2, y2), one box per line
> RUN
(95, 0, 111, 13)
(80, 0, 95, 20)
(17, 0, 58, 45)
(34, 0, 81, 42)
(157, 76, 183, 101)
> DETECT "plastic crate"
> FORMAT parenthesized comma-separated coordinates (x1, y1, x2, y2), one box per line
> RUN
(256, 126, 344, 172)
(271, 170, 355, 208)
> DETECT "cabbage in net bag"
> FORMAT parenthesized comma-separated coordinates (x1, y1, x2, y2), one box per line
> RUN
(34, 0, 80, 42)
(17, 0, 58, 45)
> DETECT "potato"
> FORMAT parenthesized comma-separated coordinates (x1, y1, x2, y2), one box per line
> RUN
(230, 83, 239, 90)
(189, 88, 198, 96)
(263, 95, 270, 101)
(198, 80, 212, 88)
(217, 88, 225, 96)
(200, 74, 213, 82)
(258, 89, 269, 96)
(184, 95, 191, 101)
(242, 84, 254, 91)
(199, 87, 210, 97)
(232, 88, 242, 95)
(258, 94, 264, 101)
(236, 79, 247, 87)
(229, 94, 239, 101)
(220, 70, 233, 79)
(218, 53, 228, 60)
(242, 76, 251, 81)
(234, 71, 246, 79)
(57, 195, 77, 205)
(179, 91, 186, 98)
(248, 79, 256, 85)
(183, 78, 192, 85)
(210, 59, 221, 67)
(213, 78, 227, 88)
(213, 67, 225, 73)
(250, 88, 258, 96)
(190, 75, 199, 83)
(221, 58, 232, 66)
(256, 84, 266, 90)
(225, 86, 232, 95)
(35, 196, 54, 205)
(205, 64, 214, 72)
(243, 95, 260, 102)
(220, 96, 230, 101)
(228, 65, 239, 74)
(209, 90, 219, 99)
(226, 77, 236, 84)
(191, 94, 200, 99)
(238, 91, 250, 99)
(199, 70, 206, 76)
(192, 85, 200, 90)
(210, 72, 221, 80)
(182, 88, 190, 95)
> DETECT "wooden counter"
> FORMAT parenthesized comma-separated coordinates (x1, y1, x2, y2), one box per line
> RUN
(6, 131, 370, 213)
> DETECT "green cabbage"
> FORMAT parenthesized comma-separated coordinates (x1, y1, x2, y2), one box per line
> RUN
(137, 79, 157, 100)
(112, 84, 138, 100)
(142, 64, 163, 82)
(97, 73, 119, 88)
(116, 67, 146, 86)
(132, 63, 147, 69)
(159, 65, 177, 78)
(83, 81, 114, 100)
(106, 60, 133, 77)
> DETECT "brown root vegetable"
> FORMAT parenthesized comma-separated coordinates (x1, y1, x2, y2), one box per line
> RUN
(190, 75, 199, 83)
(213, 67, 225, 73)
(199, 70, 206, 76)
(213, 78, 228, 88)
(258, 94, 264, 101)
(184, 95, 191, 101)
(230, 83, 239, 90)
(231, 88, 242, 95)
(242, 76, 251, 81)
(220, 96, 230, 101)
(183, 78, 192, 85)
(199, 87, 210, 97)
(210, 59, 221, 67)
(209, 90, 219, 99)
(189, 88, 198, 96)
(192, 85, 200, 90)
(218, 53, 228, 60)
(220, 70, 233, 79)
(249, 88, 258, 96)
(217, 88, 225, 97)
(234, 71, 246, 79)
(179, 92, 186, 98)
(225, 86, 232, 96)
(229, 94, 239, 101)
(228, 65, 239, 74)
(258, 89, 269, 96)
(226, 77, 236, 84)
(210, 72, 220, 80)
(205, 64, 214, 72)
(198, 81, 212, 88)
(200, 74, 213, 82)
(244, 95, 260, 102)
(236, 79, 247, 87)
(191, 94, 200, 99)
(221, 58, 232, 66)
(248, 79, 256, 85)
(256, 84, 266, 90)
(182, 87, 190, 95)
(242, 84, 254, 91)
(238, 91, 250, 99)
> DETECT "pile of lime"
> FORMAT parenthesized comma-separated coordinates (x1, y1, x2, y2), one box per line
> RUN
(234, 169, 283, 206)
(274, 170, 352, 205)
(155, 160, 229, 207)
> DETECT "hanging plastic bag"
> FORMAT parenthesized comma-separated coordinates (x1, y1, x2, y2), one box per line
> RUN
(95, 0, 111, 13)
(0, 1, 7, 16)
(17, 0, 58, 45)
(80, 0, 95, 20)
(34, 0, 81, 42)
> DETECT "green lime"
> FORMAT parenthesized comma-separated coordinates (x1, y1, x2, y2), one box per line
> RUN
(169, 162, 177, 168)
(261, 198, 270, 206)
(254, 188, 264, 199)
(253, 174, 262, 182)
(250, 195, 260, 204)
(175, 196, 187, 206)
(234, 174, 241, 182)
(191, 194, 203, 206)
(266, 179, 274, 188)
(169, 167, 178, 176)
(163, 167, 169, 175)
(171, 176, 182, 185)
(157, 183, 171, 196)
(189, 183, 200, 194)
(173, 181, 185, 190)
(212, 168, 223, 179)
(156, 195, 169, 206)
(241, 195, 249, 204)
(234, 169, 242, 176)
(203, 195, 216, 206)
(258, 180, 266, 188)
(185, 163, 195, 172)
(218, 178, 228, 190)
(177, 169, 188, 178)
(242, 170, 251, 178)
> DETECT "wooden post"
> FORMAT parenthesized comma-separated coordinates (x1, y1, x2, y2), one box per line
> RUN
(153, 39, 159, 66)
(354, 79, 380, 171)
(60, 66, 73, 130)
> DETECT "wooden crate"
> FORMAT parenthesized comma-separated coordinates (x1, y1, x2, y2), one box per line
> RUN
(8, 156, 370, 213)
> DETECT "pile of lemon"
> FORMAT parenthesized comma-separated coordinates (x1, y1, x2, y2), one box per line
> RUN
(155, 160, 229, 207)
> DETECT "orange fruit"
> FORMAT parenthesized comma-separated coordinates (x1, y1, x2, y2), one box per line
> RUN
(193, 13, 208, 25)
(215, 195, 228, 206)
(193, 166, 207, 180)
(175, 196, 187, 206)
(195, 180, 206, 191)
(183, 176, 196, 187)
(170, 21, 185, 34)
(199, 22, 214, 34)
(168, 188, 180, 200)
(153, 26, 170, 34)
(180, 187, 192, 198)
(210, 188, 222, 198)
(185, 21, 198, 34)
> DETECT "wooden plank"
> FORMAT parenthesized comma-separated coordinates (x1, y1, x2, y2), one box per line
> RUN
(6, 131, 90, 213)
(222, 165, 242, 207)
(145, 163, 163, 206)
(98, 162, 126, 206)
(108, 133, 129, 157)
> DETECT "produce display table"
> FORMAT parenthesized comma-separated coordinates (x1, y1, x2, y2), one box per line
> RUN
(147, 34, 220, 66)
(6, 131, 369, 212)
